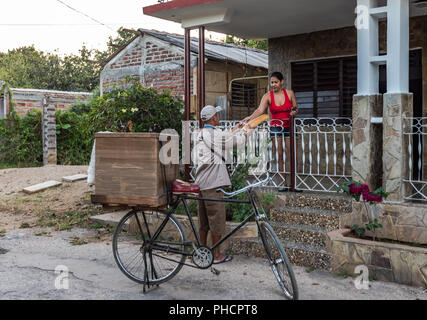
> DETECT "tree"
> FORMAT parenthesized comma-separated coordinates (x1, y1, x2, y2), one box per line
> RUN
(224, 35, 268, 51)
(0, 27, 137, 92)
(94, 27, 137, 63)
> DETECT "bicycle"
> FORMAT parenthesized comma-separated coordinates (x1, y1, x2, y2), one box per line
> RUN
(112, 172, 299, 300)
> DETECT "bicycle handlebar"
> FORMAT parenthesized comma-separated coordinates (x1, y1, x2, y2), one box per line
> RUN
(216, 171, 270, 198)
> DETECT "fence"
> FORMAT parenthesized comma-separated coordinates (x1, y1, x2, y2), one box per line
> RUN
(403, 117, 426, 202)
(188, 117, 353, 193)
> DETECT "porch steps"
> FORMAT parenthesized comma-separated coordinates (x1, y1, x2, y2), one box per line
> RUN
(230, 191, 352, 270)
(230, 238, 331, 270)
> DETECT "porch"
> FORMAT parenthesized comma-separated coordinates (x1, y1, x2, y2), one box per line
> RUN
(144, 0, 427, 280)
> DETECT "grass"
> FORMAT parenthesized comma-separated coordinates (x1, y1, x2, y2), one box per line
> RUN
(0, 163, 42, 170)
(305, 266, 316, 273)
(19, 222, 31, 229)
(69, 236, 88, 246)
(34, 231, 52, 237)
(37, 208, 102, 231)
(0, 229, 5, 237)
(88, 222, 104, 230)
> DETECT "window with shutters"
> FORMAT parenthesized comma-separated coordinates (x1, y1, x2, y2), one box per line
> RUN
(231, 81, 258, 120)
(291, 56, 357, 118)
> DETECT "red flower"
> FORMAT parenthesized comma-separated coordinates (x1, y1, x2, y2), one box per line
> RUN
(383, 212, 389, 216)
(350, 183, 363, 195)
(362, 192, 383, 203)
(361, 184, 370, 194)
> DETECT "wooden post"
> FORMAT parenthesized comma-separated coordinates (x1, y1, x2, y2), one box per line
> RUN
(184, 28, 191, 182)
(198, 26, 205, 129)
(290, 115, 296, 191)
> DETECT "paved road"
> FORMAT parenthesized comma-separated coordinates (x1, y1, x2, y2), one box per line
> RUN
(0, 228, 425, 300)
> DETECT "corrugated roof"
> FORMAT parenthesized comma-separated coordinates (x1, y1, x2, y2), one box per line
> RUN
(139, 29, 268, 69)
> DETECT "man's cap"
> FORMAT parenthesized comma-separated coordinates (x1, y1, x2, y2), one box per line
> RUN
(201, 105, 222, 121)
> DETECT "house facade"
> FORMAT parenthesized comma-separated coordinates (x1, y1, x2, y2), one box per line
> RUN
(100, 29, 268, 120)
(143, 0, 427, 285)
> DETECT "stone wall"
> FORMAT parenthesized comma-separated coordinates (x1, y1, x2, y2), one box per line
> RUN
(328, 229, 427, 287)
(340, 201, 427, 245)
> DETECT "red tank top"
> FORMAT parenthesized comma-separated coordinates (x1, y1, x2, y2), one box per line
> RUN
(269, 89, 293, 127)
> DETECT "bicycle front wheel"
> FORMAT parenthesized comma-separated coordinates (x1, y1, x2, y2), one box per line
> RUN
(259, 221, 299, 300)
(113, 210, 187, 285)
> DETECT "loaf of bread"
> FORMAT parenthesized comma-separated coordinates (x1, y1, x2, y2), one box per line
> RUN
(243, 114, 270, 131)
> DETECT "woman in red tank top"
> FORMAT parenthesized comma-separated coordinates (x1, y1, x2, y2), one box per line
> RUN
(242, 72, 299, 189)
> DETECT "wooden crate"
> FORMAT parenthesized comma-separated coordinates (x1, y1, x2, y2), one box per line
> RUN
(91, 132, 178, 208)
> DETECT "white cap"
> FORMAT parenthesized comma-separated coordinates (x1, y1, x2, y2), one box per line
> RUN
(200, 105, 222, 121)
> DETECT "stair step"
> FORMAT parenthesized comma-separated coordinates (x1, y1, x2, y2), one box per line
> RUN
(275, 192, 352, 213)
(269, 222, 329, 249)
(230, 237, 331, 270)
(270, 206, 344, 229)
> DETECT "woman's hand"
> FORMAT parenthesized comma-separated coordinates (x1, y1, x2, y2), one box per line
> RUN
(290, 106, 298, 117)
(242, 116, 251, 124)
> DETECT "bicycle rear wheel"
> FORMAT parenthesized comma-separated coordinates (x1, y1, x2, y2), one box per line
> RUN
(112, 210, 187, 285)
(259, 221, 299, 300)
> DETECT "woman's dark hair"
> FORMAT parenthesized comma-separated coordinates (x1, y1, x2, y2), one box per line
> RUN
(270, 71, 284, 81)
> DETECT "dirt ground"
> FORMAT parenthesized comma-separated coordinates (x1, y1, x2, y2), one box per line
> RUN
(0, 165, 96, 232)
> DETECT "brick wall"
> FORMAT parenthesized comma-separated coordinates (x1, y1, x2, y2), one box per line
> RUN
(101, 36, 197, 98)
(10, 89, 91, 117)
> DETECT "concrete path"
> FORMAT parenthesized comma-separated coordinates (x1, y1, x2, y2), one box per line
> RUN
(0, 228, 425, 300)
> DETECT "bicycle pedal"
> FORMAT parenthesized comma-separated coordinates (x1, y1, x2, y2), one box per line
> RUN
(211, 267, 220, 276)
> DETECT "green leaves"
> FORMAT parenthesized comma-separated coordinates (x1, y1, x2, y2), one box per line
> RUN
(351, 225, 366, 237)
(0, 110, 43, 167)
(365, 219, 383, 231)
(88, 83, 183, 134)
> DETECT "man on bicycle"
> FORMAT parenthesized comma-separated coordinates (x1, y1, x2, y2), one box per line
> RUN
(194, 105, 246, 264)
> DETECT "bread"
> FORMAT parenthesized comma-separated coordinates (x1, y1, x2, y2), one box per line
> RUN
(243, 114, 270, 131)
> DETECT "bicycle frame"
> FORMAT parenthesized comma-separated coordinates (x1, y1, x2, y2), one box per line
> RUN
(143, 172, 270, 268)
(178, 188, 266, 252)
(144, 188, 266, 268)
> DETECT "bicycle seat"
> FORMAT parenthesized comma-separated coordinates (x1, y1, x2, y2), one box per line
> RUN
(172, 179, 200, 196)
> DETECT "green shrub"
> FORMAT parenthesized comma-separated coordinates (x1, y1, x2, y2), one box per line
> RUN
(226, 165, 253, 222)
(0, 110, 43, 167)
(0, 83, 184, 168)
(56, 110, 94, 165)
(88, 83, 183, 134)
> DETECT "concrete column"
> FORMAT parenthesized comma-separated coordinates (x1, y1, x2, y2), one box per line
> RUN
(352, 94, 383, 189)
(383, 93, 413, 202)
(42, 97, 57, 165)
(356, 0, 380, 95)
(386, 0, 409, 94)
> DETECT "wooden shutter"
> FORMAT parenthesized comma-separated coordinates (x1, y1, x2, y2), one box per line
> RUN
(292, 56, 357, 118)
(291, 62, 315, 118)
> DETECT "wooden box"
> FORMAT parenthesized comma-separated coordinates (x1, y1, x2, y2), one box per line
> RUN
(91, 132, 178, 208)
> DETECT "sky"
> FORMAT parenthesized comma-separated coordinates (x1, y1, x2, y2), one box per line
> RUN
(0, 0, 225, 56)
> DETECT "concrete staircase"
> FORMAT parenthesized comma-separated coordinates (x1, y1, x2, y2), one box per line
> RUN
(230, 191, 352, 270)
